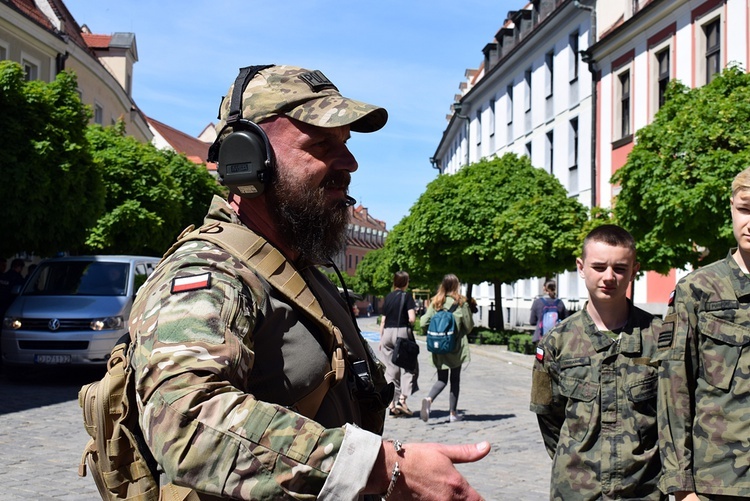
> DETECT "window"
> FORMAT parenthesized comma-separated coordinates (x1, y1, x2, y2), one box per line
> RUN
(476, 109, 482, 145)
(568, 118, 579, 194)
(22, 58, 39, 81)
(489, 99, 496, 137)
(545, 50, 554, 98)
(524, 69, 532, 112)
(656, 48, 670, 109)
(618, 71, 631, 138)
(569, 31, 579, 82)
(545, 130, 554, 174)
(704, 18, 721, 83)
(506, 85, 513, 125)
(0, 42, 7, 61)
(94, 103, 104, 125)
(525, 141, 532, 159)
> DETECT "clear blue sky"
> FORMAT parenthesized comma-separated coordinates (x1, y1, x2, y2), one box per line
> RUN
(66, 0, 519, 228)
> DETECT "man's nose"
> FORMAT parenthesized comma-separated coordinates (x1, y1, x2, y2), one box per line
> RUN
(331, 144, 358, 172)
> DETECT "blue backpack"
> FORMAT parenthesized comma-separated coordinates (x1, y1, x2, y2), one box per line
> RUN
(426, 303, 459, 354)
(539, 298, 561, 335)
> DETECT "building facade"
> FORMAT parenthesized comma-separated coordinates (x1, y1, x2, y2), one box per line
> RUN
(0, 0, 151, 141)
(589, 0, 750, 314)
(432, 0, 594, 327)
(432, 0, 750, 327)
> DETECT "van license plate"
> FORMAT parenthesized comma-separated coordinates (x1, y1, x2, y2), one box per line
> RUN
(34, 354, 72, 364)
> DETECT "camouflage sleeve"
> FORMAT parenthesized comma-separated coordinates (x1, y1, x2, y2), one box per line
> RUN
(529, 342, 563, 459)
(657, 284, 698, 494)
(131, 250, 358, 499)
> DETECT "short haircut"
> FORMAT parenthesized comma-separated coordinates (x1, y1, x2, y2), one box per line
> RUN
(393, 270, 409, 289)
(544, 280, 556, 293)
(10, 258, 24, 269)
(732, 167, 750, 196)
(582, 224, 636, 260)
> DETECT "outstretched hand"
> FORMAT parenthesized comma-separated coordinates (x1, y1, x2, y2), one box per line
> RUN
(366, 440, 491, 500)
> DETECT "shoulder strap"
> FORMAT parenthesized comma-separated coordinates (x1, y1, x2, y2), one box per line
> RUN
(397, 291, 407, 327)
(448, 302, 459, 313)
(164, 221, 345, 419)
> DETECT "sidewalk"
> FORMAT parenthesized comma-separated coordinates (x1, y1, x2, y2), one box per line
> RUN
(358, 317, 550, 500)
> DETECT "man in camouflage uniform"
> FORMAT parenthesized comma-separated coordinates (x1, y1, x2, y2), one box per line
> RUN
(530, 225, 664, 500)
(657, 166, 750, 500)
(129, 65, 490, 500)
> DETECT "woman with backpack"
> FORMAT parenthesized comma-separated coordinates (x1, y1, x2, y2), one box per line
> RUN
(419, 274, 474, 423)
(529, 279, 568, 345)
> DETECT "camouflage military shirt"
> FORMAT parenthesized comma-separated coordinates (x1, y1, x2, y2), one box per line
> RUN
(657, 251, 750, 497)
(129, 196, 383, 500)
(530, 302, 664, 500)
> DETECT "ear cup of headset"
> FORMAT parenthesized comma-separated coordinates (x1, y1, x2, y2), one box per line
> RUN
(212, 122, 272, 199)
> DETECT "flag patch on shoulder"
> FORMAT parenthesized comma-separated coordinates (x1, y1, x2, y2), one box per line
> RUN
(171, 273, 211, 293)
(536, 346, 545, 362)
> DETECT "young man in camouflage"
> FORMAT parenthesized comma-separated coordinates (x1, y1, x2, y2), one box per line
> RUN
(657, 167, 750, 500)
(128, 65, 490, 501)
(530, 225, 664, 500)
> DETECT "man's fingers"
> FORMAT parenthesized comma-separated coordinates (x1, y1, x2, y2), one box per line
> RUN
(434, 441, 491, 464)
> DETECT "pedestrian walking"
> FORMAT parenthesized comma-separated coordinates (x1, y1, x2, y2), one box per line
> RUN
(419, 274, 474, 423)
(379, 271, 419, 417)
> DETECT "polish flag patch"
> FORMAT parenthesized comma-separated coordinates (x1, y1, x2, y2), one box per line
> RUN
(171, 272, 211, 293)
(536, 346, 544, 362)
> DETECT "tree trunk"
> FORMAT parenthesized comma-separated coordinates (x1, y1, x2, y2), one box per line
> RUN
(494, 281, 505, 331)
(466, 283, 473, 300)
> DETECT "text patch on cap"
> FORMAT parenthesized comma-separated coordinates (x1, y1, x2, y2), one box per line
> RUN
(172, 272, 211, 294)
(298, 70, 337, 92)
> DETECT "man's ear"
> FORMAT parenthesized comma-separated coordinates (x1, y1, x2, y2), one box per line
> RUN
(576, 257, 585, 278)
(631, 261, 641, 281)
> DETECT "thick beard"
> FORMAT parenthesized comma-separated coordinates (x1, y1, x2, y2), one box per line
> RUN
(267, 169, 350, 263)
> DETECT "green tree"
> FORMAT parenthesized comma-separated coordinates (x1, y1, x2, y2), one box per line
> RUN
(84, 124, 223, 255)
(372, 153, 588, 329)
(0, 61, 104, 257)
(613, 65, 750, 273)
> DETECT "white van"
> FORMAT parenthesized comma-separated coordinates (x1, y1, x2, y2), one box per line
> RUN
(1, 255, 159, 373)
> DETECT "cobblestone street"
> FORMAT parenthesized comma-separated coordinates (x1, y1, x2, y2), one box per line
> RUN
(0, 318, 551, 500)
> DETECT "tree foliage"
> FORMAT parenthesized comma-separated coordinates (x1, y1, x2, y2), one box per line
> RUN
(357, 153, 588, 307)
(84, 124, 224, 256)
(0, 61, 104, 257)
(613, 65, 750, 273)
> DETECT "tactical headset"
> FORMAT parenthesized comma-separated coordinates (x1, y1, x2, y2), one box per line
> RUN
(207, 65, 275, 199)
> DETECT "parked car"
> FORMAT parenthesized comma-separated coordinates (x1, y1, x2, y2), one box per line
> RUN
(1, 255, 160, 373)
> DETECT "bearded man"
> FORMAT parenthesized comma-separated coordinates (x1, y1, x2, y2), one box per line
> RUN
(129, 65, 490, 501)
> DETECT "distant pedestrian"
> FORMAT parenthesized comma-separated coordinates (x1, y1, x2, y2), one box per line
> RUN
(530, 225, 664, 500)
(379, 271, 418, 417)
(420, 274, 474, 423)
(529, 280, 567, 344)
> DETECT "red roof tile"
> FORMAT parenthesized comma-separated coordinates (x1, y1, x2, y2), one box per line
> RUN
(82, 33, 112, 49)
(146, 115, 216, 170)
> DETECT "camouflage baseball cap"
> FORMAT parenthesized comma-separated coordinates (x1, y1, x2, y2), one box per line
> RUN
(217, 64, 388, 133)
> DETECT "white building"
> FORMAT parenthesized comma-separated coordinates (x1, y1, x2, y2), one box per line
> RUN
(432, 0, 595, 328)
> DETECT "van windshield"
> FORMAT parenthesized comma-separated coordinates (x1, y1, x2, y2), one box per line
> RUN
(24, 261, 129, 297)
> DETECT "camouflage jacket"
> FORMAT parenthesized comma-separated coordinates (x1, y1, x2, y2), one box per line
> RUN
(530, 302, 664, 500)
(657, 251, 750, 497)
(129, 196, 384, 500)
